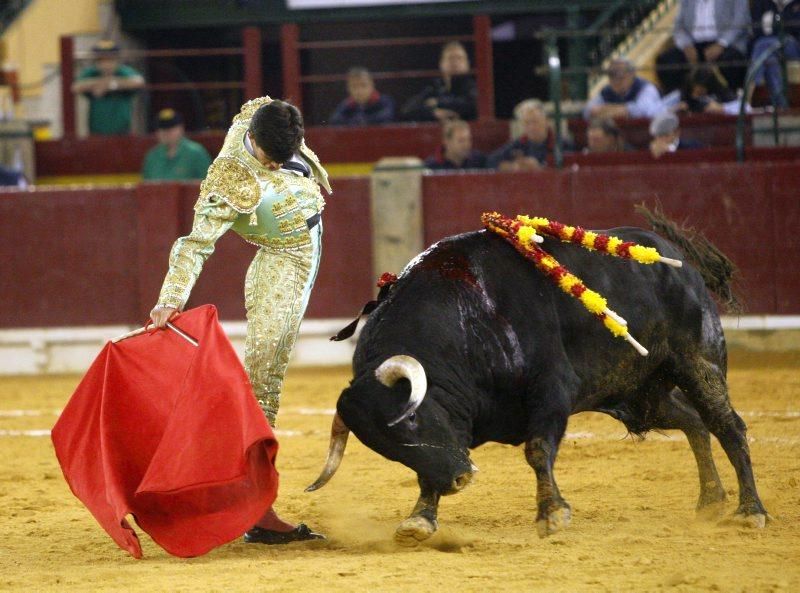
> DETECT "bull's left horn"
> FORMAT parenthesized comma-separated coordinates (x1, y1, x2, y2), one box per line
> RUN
(305, 413, 350, 492)
(375, 355, 428, 427)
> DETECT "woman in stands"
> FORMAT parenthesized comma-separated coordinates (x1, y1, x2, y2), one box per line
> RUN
(149, 97, 331, 544)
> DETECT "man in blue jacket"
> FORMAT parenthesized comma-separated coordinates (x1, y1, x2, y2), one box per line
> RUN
(329, 68, 395, 126)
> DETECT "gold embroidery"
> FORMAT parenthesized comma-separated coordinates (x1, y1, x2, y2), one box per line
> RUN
(278, 213, 308, 234)
(243, 240, 318, 425)
(157, 197, 238, 310)
(233, 96, 273, 125)
(239, 233, 313, 250)
(265, 171, 291, 196)
(200, 157, 261, 213)
(271, 194, 299, 217)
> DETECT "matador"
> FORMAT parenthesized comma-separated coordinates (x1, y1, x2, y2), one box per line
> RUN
(155, 96, 331, 426)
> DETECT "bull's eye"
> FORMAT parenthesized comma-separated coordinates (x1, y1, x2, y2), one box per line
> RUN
(407, 412, 417, 424)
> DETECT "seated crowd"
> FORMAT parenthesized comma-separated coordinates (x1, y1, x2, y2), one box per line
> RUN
(4, 1, 795, 186)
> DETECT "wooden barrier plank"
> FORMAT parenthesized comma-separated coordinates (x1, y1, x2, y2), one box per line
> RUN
(767, 162, 800, 314)
(421, 170, 573, 247)
(306, 177, 373, 318)
(570, 163, 777, 314)
(0, 187, 140, 326)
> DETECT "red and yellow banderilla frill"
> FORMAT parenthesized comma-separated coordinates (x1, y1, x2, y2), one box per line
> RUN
(481, 212, 683, 356)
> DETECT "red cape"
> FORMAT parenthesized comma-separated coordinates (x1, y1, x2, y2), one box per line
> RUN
(52, 305, 279, 558)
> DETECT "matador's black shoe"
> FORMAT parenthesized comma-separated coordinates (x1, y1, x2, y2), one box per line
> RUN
(243, 524, 326, 545)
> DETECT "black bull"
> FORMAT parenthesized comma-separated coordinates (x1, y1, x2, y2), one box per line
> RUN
(307, 216, 768, 545)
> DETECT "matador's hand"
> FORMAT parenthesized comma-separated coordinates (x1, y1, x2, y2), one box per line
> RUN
(150, 305, 180, 329)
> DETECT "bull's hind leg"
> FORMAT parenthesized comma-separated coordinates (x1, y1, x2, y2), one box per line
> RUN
(651, 388, 727, 510)
(394, 477, 440, 547)
(673, 356, 768, 526)
(525, 408, 571, 537)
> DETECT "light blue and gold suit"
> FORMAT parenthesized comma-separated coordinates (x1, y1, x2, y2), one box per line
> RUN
(157, 97, 331, 425)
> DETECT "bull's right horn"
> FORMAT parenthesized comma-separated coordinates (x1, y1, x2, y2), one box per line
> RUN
(305, 413, 350, 492)
(375, 355, 427, 427)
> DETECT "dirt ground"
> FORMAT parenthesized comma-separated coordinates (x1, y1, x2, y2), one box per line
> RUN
(1, 351, 798, 593)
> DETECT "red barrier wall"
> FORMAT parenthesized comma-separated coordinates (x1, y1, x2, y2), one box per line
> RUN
(2, 160, 798, 329)
(1, 178, 371, 327)
(423, 161, 799, 315)
(35, 121, 510, 176)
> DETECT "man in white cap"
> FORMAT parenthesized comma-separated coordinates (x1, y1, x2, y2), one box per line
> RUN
(648, 112, 704, 159)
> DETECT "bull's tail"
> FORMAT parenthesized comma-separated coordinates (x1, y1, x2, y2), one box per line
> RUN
(636, 203, 741, 313)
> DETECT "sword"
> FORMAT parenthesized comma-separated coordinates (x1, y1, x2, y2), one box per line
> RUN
(111, 322, 199, 347)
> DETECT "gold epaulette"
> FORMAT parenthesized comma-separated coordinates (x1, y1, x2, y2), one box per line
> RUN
(233, 96, 273, 126)
(199, 157, 261, 213)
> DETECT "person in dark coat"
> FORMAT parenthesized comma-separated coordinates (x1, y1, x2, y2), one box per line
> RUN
(488, 99, 551, 171)
(424, 120, 486, 170)
(401, 41, 477, 122)
(750, 0, 800, 108)
(329, 67, 395, 126)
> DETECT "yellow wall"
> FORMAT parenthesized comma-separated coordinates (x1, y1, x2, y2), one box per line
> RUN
(3, 0, 104, 97)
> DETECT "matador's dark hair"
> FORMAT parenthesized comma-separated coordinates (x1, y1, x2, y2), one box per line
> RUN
(249, 100, 304, 164)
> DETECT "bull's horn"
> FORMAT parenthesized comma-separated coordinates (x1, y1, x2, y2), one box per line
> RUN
(375, 355, 428, 427)
(305, 413, 350, 492)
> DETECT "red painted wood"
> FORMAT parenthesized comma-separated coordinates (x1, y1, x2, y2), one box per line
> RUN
(35, 121, 511, 176)
(135, 183, 189, 320)
(569, 163, 777, 314)
(569, 113, 754, 151)
(281, 23, 302, 108)
(242, 26, 263, 101)
(766, 162, 800, 314)
(0, 186, 140, 327)
(61, 36, 76, 139)
(3, 161, 798, 329)
(422, 170, 573, 246)
(305, 177, 374, 318)
(472, 14, 495, 121)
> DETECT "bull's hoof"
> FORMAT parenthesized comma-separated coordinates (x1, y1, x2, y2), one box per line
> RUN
(731, 511, 768, 529)
(536, 506, 572, 538)
(394, 516, 437, 547)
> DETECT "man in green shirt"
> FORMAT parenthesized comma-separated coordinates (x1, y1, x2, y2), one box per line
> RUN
(142, 109, 212, 181)
(72, 40, 145, 136)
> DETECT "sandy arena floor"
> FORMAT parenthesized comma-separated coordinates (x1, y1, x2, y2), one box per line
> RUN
(0, 351, 798, 592)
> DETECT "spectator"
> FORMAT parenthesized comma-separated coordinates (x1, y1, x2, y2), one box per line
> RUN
(329, 67, 395, 126)
(655, 0, 750, 94)
(424, 120, 486, 170)
(583, 58, 663, 120)
(142, 109, 212, 181)
(680, 64, 741, 114)
(401, 41, 477, 122)
(0, 165, 25, 188)
(649, 112, 704, 159)
(71, 40, 144, 136)
(584, 118, 626, 153)
(751, 0, 800, 108)
(488, 99, 550, 171)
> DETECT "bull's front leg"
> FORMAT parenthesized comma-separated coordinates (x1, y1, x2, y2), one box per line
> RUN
(394, 477, 440, 547)
(525, 431, 571, 537)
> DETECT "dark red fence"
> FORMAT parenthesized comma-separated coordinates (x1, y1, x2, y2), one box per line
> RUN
(423, 161, 798, 314)
(2, 160, 798, 329)
(0, 178, 372, 327)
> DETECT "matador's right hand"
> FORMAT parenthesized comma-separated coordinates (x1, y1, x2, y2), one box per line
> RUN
(150, 305, 180, 329)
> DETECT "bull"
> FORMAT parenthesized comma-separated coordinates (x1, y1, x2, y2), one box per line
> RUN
(307, 208, 768, 545)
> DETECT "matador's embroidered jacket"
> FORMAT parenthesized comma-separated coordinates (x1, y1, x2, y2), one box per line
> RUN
(157, 97, 331, 310)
